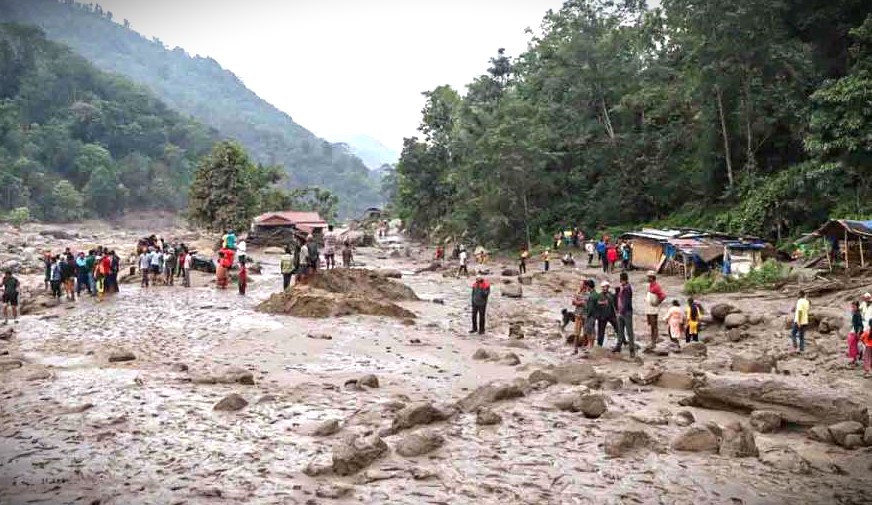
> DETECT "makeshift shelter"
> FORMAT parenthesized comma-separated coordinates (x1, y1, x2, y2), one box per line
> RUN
(251, 211, 328, 235)
(805, 219, 872, 269)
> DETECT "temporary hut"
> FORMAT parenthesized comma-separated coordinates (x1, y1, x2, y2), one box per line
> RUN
(805, 219, 872, 269)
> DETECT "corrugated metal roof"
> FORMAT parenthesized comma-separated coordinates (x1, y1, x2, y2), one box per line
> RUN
(254, 211, 327, 226)
(809, 219, 872, 240)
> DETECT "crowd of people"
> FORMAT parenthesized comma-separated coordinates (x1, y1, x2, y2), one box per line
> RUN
(279, 225, 355, 290)
(42, 247, 122, 301)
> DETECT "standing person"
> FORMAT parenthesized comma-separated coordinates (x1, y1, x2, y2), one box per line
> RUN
(298, 237, 311, 284)
(323, 225, 337, 270)
(849, 301, 863, 365)
(2, 270, 19, 324)
(685, 297, 705, 343)
(307, 234, 320, 274)
(85, 250, 97, 295)
(237, 238, 247, 266)
(572, 280, 592, 354)
(519, 248, 529, 274)
(149, 247, 161, 285)
(458, 246, 469, 277)
(182, 250, 192, 288)
(596, 239, 606, 265)
(342, 240, 354, 268)
(43, 252, 52, 291)
(860, 293, 872, 332)
(75, 252, 90, 297)
(280, 246, 296, 290)
(645, 271, 666, 350)
(862, 326, 872, 377)
(612, 272, 635, 357)
(223, 230, 237, 250)
(238, 258, 248, 295)
(585, 241, 595, 266)
(791, 290, 810, 353)
(50, 256, 62, 299)
(588, 280, 618, 347)
(61, 253, 76, 301)
(139, 249, 151, 288)
(606, 244, 618, 274)
(470, 273, 490, 335)
(621, 242, 632, 271)
(163, 249, 176, 286)
(178, 248, 187, 284)
(542, 249, 550, 272)
(664, 300, 685, 346)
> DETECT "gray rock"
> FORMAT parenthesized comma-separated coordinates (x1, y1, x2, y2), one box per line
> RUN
(476, 407, 502, 426)
(828, 421, 864, 447)
(213, 394, 248, 412)
(472, 348, 492, 360)
(843, 434, 863, 450)
(730, 352, 776, 373)
(682, 342, 707, 357)
(719, 421, 758, 458)
(315, 482, 353, 499)
(672, 426, 719, 452)
(575, 394, 608, 419)
(604, 430, 652, 458)
(359, 374, 380, 388)
(750, 410, 783, 433)
(550, 363, 599, 385)
(724, 313, 748, 329)
(671, 410, 696, 427)
(312, 419, 342, 437)
(630, 367, 663, 386)
(502, 284, 523, 298)
(711, 303, 739, 323)
(457, 381, 525, 412)
(108, 350, 136, 363)
(528, 370, 558, 385)
(518, 275, 533, 285)
(758, 446, 811, 474)
(508, 321, 525, 339)
(747, 314, 764, 326)
(808, 425, 834, 444)
(501, 353, 521, 366)
(865, 427, 872, 446)
(392, 402, 452, 432)
(332, 434, 389, 476)
(501, 268, 520, 277)
(656, 370, 694, 390)
(395, 430, 444, 457)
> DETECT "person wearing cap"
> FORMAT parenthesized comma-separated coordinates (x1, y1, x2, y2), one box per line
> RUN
(587, 279, 618, 347)
(612, 272, 635, 357)
(2, 269, 19, 324)
(645, 271, 666, 349)
(470, 273, 491, 335)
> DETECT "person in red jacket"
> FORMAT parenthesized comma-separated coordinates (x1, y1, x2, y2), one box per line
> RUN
(470, 274, 491, 335)
(606, 245, 618, 273)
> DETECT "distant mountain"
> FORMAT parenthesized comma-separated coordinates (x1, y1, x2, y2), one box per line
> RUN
(0, 0, 380, 217)
(332, 135, 399, 170)
(0, 23, 215, 221)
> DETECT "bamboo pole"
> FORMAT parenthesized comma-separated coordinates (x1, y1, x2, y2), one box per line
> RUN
(861, 237, 866, 269)
(845, 228, 849, 271)
(826, 237, 833, 272)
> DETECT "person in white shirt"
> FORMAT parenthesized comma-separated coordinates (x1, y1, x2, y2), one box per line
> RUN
(237, 239, 247, 265)
(182, 252, 192, 288)
(458, 248, 469, 277)
(138, 251, 151, 288)
(861, 292, 872, 331)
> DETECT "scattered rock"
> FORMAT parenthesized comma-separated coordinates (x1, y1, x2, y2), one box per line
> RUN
(395, 430, 445, 457)
(315, 482, 354, 499)
(472, 348, 492, 360)
(170, 363, 189, 372)
(307, 333, 333, 340)
(312, 419, 342, 437)
(630, 366, 663, 386)
(508, 321, 524, 339)
(843, 434, 863, 450)
(730, 352, 776, 373)
(750, 410, 783, 433)
(25, 369, 52, 381)
(604, 430, 652, 458)
(108, 350, 136, 363)
(476, 407, 502, 426)
(213, 394, 248, 412)
(0, 326, 13, 340)
(711, 303, 739, 323)
(501, 353, 521, 366)
(575, 394, 608, 419)
(681, 342, 707, 357)
(719, 422, 758, 458)
(332, 434, 389, 476)
(672, 426, 719, 453)
(629, 408, 671, 426)
(655, 370, 694, 390)
(807, 425, 834, 444)
(256, 395, 277, 404)
(359, 374, 380, 388)
(865, 427, 872, 446)
(528, 369, 558, 386)
(672, 410, 695, 427)
(457, 380, 525, 412)
(758, 446, 812, 474)
(747, 314, 764, 326)
(518, 275, 533, 285)
(550, 362, 599, 385)
(726, 328, 745, 343)
(0, 358, 23, 371)
(303, 455, 333, 477)
(502, 284, 523, 298)
(501, 268, 520, 277)
(724, 313, 748, 329)
(63, 403, 94, 414)
(828, 421, 864, 447)
(392, 402, 452, 432)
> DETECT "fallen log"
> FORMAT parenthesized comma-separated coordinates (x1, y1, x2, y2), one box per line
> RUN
(682, 373, 868, 427)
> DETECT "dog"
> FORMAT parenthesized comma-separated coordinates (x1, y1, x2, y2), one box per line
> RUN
(560, 308, 576, 330)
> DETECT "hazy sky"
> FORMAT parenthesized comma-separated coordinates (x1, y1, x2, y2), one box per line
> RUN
(94, 0, 568, 152)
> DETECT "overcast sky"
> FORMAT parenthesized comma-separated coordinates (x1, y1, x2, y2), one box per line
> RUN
(94, 0, 569, 152)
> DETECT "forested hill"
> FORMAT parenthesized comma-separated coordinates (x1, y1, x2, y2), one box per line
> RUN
(0, 23, 215, 221)
(0, 0, 380, 217)
(393, 0, 872, 247)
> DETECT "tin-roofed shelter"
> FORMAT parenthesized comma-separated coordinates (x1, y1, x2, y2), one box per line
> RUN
(252, 211, 328, 235)
(806, 219, 872, 269)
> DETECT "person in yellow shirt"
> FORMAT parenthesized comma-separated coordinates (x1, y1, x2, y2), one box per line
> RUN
(791, 290, 810, 353)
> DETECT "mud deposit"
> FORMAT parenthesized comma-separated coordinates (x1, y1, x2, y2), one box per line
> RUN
(1, 224, 871, 505)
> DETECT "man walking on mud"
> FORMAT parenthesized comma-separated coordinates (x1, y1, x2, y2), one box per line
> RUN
(2, 269, 19, 324)
(791, 290, 810, 353)
(645, 271, 666, 350)
(612, 272, 635, 357)
(470, 273, 490, 335)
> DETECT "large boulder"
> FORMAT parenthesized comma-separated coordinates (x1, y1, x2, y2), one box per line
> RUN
(718, 422, 758, 458)
(213, 394, 248, 412)
(311, 419, 342, 437)
(501, 268, 520, 277)
(457, 381, 525, 412)
(501, 284, 523, 298)
(655, 370, 694, 390)
(630, 367, 663, 386)
(730, 352, 776, 373)
(332, 434, 389, 476)
(758, 446, 812, 474)
(807, 425, 834, 443)
(552, 391, 607, 419)
(672, 426, 719, 453)
(549, 363, 599, 385)
(391, 402, 452, 432)
(395, 430, 445, 457)
(710, 304, 740, 323)
(828, 421, 864, 447)
(724, 313, 748, 329)
(604, 430, 653, 458)
(750, 410, 784, 433)
(681, 342, 707, 358)
(476, 407, 502, 426)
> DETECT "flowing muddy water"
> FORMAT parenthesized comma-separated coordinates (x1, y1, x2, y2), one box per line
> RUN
(1, 232, 871, 504)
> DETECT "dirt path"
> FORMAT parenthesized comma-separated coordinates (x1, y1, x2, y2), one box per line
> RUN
(1, 228, 871, 504)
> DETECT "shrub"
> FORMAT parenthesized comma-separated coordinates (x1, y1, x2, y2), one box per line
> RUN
(683, 260, 789, 295)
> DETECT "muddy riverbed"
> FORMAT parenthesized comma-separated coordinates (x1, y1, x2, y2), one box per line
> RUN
(1, 224, 871, 505)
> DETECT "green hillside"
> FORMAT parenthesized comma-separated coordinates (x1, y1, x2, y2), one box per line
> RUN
(0, 0, 380, 217)
(0, 22, 215, 221)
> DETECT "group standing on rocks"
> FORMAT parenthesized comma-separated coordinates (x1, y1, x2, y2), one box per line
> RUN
(42, 247, 121, 301)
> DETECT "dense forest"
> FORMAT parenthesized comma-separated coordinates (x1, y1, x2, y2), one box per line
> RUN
(0, 0, 381, 217)
(390, 0, 872, 247)
(0, 23, 215, 221)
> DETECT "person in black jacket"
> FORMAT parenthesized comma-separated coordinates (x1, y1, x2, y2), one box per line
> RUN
(587, 280, 618, 347)
(470, 273, 491, 335)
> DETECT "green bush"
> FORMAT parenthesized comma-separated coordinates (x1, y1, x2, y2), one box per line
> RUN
(683, 260, 790, 295)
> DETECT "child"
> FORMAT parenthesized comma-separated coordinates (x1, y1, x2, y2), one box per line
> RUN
(542, 249, 551, 272)
(238, 259, 248, 296)
(685, 298, 705, 343)
(664, 299, 684, 347)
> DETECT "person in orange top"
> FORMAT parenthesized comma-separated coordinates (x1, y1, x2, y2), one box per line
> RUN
(862, 327, 872, 376)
